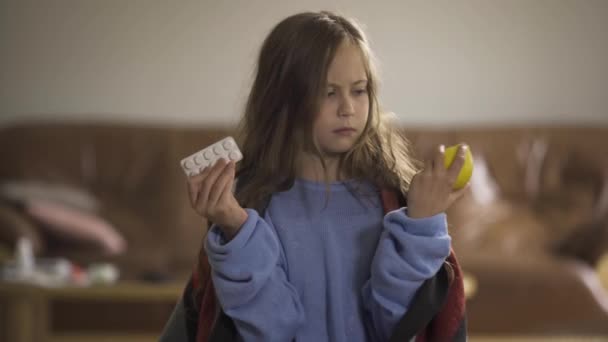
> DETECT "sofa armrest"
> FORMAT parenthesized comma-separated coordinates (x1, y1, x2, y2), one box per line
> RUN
(462, 253, 608, 335)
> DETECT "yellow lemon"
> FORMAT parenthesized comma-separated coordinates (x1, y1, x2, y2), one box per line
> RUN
(443, 144, 474, 190)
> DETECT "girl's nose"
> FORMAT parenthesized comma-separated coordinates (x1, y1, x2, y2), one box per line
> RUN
(339, 95, 355, 117)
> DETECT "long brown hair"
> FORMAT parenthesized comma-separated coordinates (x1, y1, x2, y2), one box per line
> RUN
(235, 11, 419, 211)
(195, 11, 420, 297)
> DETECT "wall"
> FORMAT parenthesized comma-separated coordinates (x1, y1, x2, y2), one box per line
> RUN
(1, 0, 607, 127)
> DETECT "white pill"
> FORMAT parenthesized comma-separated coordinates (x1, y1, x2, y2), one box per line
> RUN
(223, 140, 234, 150)
(184, 160, 194, 170)
(213, 145, 223, 154)
(204, 150, 213, 159)
(194, 155, 204, 164)
(229, 151, 240, 161)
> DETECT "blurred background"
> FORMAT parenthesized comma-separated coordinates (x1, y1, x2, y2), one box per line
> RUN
(1, 0, 607, 341)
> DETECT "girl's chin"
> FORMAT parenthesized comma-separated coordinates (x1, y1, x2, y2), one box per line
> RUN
(321, 145, 355, 156)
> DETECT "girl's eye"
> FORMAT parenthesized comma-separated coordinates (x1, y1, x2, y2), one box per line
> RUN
(327, 91, 336, 97)
(354, 89, 367, 96)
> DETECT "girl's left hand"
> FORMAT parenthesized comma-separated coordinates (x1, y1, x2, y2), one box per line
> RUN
(407, 144, 470, 219)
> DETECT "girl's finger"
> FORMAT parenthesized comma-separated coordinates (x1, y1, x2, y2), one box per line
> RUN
(449, 183, 470, 203)
(198, 159, 229, 211)
(187, 167, 211, 205)
(218, 161, 236, 205)
(186, 179, 199, 206)
(432, 144, 445, 174)
(208, 161, 234, 207)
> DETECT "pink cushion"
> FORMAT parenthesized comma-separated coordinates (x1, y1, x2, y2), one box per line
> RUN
(24, 199, 127, 255)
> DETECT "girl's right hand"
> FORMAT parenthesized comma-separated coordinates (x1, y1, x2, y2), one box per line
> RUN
(186, 158, 248, 241)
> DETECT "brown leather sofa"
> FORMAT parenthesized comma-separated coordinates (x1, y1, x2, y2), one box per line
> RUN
(405, 127, 608, 334)
(1, 122, 607, 335)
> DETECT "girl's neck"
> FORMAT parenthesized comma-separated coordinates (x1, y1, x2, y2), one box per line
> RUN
(296, 152, 347, 183)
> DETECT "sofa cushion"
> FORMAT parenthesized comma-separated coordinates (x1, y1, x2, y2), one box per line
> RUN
(24, 199, 126, 256)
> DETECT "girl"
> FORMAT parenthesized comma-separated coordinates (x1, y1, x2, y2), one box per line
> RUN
(162, 11, 468, 342)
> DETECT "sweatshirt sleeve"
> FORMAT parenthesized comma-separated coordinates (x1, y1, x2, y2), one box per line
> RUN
(204, 208, 305, 342)
(361, 207, 451, 341)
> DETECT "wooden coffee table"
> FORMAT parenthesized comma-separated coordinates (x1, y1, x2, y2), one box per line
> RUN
(0, 281, 183, 342)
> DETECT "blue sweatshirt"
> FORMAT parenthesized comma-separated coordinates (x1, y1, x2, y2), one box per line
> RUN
(205, 179, 451, 342)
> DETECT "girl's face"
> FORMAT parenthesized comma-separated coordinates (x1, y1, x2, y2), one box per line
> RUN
(313, 41, 369, 157)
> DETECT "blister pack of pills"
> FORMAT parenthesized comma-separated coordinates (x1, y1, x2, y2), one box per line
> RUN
(180, 136, 243, 176)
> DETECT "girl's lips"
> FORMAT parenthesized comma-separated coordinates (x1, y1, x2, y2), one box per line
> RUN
(333, 128, 356, 133)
